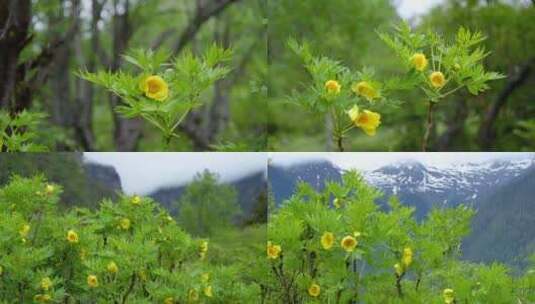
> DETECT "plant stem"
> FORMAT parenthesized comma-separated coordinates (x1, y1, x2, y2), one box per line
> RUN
(336, 135, 345, 152)
(422, 101, 436, 152)
(163, 135, 172, 151)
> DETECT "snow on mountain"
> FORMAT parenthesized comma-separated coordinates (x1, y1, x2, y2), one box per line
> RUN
(362, 158, 535, 206)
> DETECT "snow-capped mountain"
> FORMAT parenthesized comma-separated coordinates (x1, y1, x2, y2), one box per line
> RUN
(364, 158, 535, 209)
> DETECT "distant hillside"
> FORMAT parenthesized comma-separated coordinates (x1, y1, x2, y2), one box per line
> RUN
(268, 160, 341, 206)
(0, 153, 122, 208)
(463, 167, 535, 270)
(149, 171, 267, 223)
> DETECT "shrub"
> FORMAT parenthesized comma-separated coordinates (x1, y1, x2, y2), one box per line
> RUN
(0, 176, 260, 303)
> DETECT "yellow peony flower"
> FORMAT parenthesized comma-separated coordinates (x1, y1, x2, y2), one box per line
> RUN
(352, 81, 379, 102)
(411, 53, 428, 71)
(45, 184, 55, 195)
(200, 240, 208, 253)
(394, 263, 403, 276)
(107, 261, 119, 274)
(325, 80, 341, 95)
(308, 283, 321, 297)
(341, 235, 358, 252)
(164, 297, 174, 304)
(140, 75, 169, 101)
(333, 198, 342, 208)
(40, 277, 53, 291)
(34, 294, 51, 302)
(87, 275, 98, 288)
(402, 247, 413, 268)
(19, 224, 30, 238)
(347, 105, 381, 136)
(67, 230, 79, 244)
(120, 218, 131, 230)
(443, 288, 455, 304)
(131, 195, 141, 205)
(188, 289, 199, 302)
(320, 232, 334, 250)
(204, 285, 213, 297)
(430, 71, 446, 88)
(267, 241, 282, 259)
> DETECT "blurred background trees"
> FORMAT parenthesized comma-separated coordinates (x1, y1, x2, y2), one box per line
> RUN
(0, 0, 267, 151)
(268, 0, 535, 151)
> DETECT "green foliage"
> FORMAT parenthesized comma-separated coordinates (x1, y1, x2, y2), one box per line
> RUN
(378, 22, 505, 101)
(0, 176, 261, 303)
(0, 111, 49, 152)
(265, 171, 534, 303)
(177, 171, 240, 237)
(286, 23, 504, 151)
(79, 45, 232, 150)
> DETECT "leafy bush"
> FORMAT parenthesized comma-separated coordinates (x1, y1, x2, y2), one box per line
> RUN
(265, 171, 534, 303)
(0, 111, 49, 152)
(288, 23, 503, 151)
(0, 176, 260, 303)
(79, 46, 232, 150)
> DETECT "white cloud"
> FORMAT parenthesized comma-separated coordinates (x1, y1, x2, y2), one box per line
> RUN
(84, 153, 267, 195)
(396, 0, 444, 19)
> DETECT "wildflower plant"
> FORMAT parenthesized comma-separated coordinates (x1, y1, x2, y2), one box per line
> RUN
(378, 22, 505, 151)
(288, 39, 395, 152)
(288, 23, 504, 151)
(265, 171, 534, 303)
(79, 45, 232, 150)
(0, 110, 48, 152)
(0, 176, 260, 302)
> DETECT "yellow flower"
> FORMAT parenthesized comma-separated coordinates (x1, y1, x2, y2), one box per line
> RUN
(341, 235, 358, 252)
(201, 273, 210, 283)
(347, 106, 381, 136)
(402, 247, 413, 268)
(200, 240, 208, 253)
(40, 277, 53, 291)
(107, 261, 119, 274)
(120, 218, 131, 230)
(188, 289, 199, 302)
(411, 53, 428, 71)
(320, 232, 334, 250)
(19, 224, 30, 238)
(138, 270, 148, 281)
(394, 263, 403, 276)
(45, 184, 55, 195)
(67, 230, 79, 243)
(34, 294, 51, 302)
(204, 285, 213, 297)
(164, 297, 174, 304)
(325, 80, 341, 95)
(430, 71, 446, 88)
(267, 241, 282, 259)
(140, 75, 169, 101)
(87, 275, 98, 288)
(443, 288, 455, 304)
(352, 81, 379, 102)
(308, 283, 321, 297)
(131, 195, 141, 205)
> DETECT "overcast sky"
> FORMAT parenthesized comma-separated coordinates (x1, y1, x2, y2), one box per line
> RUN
(269, 152, 535, 171)
(396, 0, 444, 19)
(84, 153, 267, 195)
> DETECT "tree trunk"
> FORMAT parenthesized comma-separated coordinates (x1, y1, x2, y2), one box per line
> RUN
(0, 0, 32, 111)
(478, 59, 534, 149)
